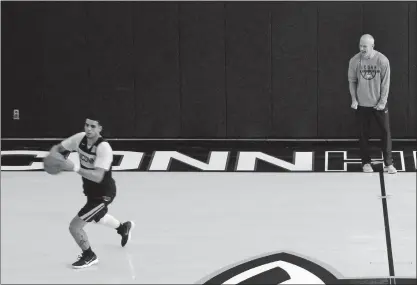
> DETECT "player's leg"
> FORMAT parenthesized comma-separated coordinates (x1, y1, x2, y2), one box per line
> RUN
(69, 216, 89, 251)
(357, 106, 373, 172)
(94, 195, 120, 228)
(96, 214, 135, 247)
(373, 108, 396, 173)
(96, 212, 121, 228)
(69, 198, 104, 269)
(93, 195, 135, 247)
(69, 215, 98, 269)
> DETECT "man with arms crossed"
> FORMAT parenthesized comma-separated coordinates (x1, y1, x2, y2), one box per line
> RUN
(348, 34, 397, 174)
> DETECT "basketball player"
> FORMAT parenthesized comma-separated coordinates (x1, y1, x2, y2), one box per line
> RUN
(348, 34, 397, 174)
(49, 116, 134, 269)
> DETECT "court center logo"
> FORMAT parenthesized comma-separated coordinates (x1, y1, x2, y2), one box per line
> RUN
(201, 252, 339, 284)
(360, 65, 380, 80)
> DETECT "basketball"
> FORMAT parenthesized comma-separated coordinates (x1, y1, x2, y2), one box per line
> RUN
(43, 153, 66, 175)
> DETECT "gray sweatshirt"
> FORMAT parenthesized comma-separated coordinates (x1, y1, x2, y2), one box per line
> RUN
(348, 51, 391, 107)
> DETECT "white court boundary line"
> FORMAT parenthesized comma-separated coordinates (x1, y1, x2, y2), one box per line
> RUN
(125, 252, 136, 281)
(1, 138, 416, 142)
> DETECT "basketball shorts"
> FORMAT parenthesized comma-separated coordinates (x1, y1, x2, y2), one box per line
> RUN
(77, 195, 115, 223)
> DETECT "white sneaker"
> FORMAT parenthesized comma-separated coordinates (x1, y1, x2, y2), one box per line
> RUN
(363, 163, 374, 173)
(384, 165, 397, 174)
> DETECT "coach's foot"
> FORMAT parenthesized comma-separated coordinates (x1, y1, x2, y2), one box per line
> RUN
(117, 221, 135, 247)
(384, 165, 397, 174)
(362, 163, 374, 173)
(72, 249, 98, 269)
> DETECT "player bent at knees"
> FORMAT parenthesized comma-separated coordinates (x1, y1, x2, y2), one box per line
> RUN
(50, 116, 135, 268)
(69, 208, 135, 269)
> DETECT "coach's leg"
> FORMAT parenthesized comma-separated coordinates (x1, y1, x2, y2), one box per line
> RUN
(373, 108, 396, 173)
(357, 107, 373, 171)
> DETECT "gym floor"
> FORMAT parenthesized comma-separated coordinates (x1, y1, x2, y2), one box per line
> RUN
(1, 170, 415, 284)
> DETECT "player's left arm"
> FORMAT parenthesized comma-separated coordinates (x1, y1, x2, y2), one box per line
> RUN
(61, 142, 113, 183)
(76, 167, 106, 183)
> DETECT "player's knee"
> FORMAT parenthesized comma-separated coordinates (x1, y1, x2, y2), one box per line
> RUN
(69, 216, 85, 236)
(69, 223, 78, 237)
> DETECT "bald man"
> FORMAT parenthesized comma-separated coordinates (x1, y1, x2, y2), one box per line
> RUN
(348, 34, 397, 174)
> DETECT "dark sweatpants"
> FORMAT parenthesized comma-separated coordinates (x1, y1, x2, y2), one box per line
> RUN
(356, 106, 393, 166)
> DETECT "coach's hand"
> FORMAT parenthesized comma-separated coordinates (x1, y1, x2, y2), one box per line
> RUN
(374, 102, 386, 111)
(351, 100, 358, 110)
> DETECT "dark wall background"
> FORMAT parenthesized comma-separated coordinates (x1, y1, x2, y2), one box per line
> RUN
(2, 1, 416, 139)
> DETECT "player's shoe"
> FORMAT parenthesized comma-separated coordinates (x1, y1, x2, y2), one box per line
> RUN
(117, 221, 135, 247)
(72, 250, 98, 269)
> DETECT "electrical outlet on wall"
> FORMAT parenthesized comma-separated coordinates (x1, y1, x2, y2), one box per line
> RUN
(13, 109, 20, 120)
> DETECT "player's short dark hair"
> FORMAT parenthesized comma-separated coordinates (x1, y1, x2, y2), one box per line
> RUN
(84, 110, 103, 126)
(86, 116, 102, 126)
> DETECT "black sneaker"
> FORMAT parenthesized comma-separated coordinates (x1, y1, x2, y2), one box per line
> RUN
(117, 221, 135, 247)
(72, 251, 99, 269)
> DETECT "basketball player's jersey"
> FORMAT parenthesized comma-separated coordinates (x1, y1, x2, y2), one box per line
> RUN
(61, 132, 116, 197)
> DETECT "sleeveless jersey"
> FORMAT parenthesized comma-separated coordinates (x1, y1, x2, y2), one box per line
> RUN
(77, 135, 116, 197)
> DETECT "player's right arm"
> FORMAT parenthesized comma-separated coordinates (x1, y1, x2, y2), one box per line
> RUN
(50, 132, 85, 156)
(50, 144, 69, 155)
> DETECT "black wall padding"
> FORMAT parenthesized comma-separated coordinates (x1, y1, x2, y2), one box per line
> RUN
(41, 2, 90, 137)
(225, 2, 272, 138)
(179, 2, 226, 138)
(1, 2, 416, 139)
(133, 2, 181, 138)
(363, 2, 409, 138)
(408, 3, 417, 137)
(317, 2, 362, 138)
(271, 2, 318, 138)
(84, 2, 136, 137)
(1, 2, 44, 137)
